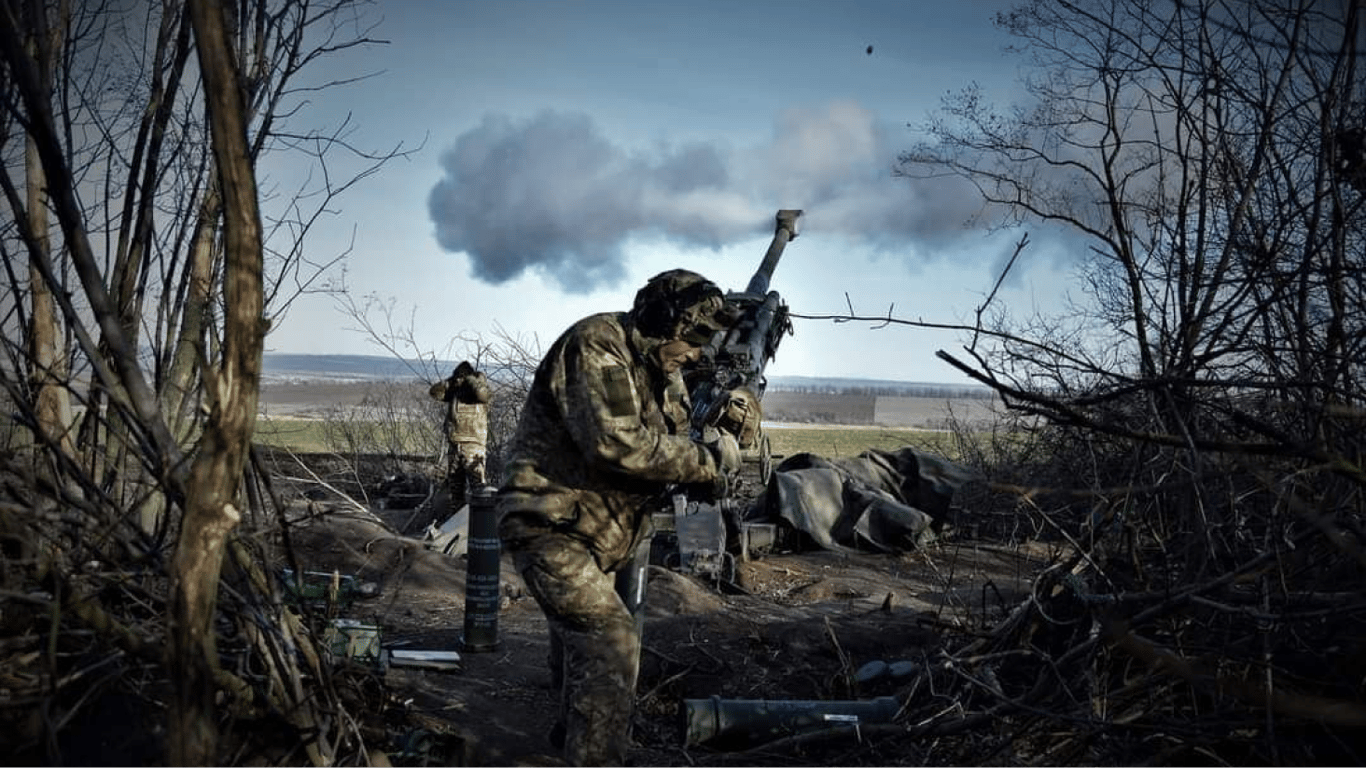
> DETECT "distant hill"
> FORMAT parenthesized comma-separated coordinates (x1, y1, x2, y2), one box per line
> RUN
(262, 353, 442, 384)
(263, 353, 990, 396)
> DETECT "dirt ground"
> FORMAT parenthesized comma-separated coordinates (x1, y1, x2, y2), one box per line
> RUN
(266, 453, 1051, 767)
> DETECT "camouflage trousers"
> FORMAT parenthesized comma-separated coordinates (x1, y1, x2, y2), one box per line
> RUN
(446, 442, 487, 513)
(508, 531, 641, 766)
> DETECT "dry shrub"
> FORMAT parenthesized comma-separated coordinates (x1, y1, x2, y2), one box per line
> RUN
(850, 388, 1366, 766)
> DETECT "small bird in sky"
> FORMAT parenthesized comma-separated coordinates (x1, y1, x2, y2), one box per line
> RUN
(866, 44, 874, 55)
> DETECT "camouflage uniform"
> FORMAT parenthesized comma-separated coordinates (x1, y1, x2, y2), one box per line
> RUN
(498, 271, 731, 766)
(429, 362, 492, 513)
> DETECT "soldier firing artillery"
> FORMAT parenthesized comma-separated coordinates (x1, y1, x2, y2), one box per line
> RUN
(496, 267, 761, 765)
(495, 210, 800, 765)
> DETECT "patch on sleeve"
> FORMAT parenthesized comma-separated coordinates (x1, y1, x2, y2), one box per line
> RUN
(601, 365, 637, 417)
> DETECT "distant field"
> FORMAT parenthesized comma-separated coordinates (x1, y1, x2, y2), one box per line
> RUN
(763, 391, 877, 424)
(253, 417, 334, 453)
(250, 381, 986, 457)
(763, 390, 999, 430)
(1, 380, 983, 459)
(253, 416, 958, 459)
(764, 425, 956, 459)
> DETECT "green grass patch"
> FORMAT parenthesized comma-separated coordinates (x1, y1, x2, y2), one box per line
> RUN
(765, 426, 956, 460)
(253, 417, 333, 453)
(254, 415, 436, 456)
(253, 417, 959, 459)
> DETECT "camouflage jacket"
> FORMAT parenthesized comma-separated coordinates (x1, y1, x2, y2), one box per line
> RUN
(497, 311, 722, 572)
(429, 370, 492, 446)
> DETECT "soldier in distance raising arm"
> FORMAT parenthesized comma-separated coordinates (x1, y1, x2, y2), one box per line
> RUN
(497, 269, 755, 766)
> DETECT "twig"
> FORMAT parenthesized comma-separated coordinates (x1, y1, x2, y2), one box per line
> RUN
(971, 233, 1029, 352)
(271, 446, 397, 534)
(640, 664, 696, 705)
(823, 616, 852, 685)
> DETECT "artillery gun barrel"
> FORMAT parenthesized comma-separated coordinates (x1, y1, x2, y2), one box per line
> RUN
(744, 209, 802, 296)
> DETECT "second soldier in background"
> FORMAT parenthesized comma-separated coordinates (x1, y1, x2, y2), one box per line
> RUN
(429, 360, 492, 514)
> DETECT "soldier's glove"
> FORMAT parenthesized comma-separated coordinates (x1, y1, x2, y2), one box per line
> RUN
(703, 387, 763, 449)
(703, 430, 742, 499)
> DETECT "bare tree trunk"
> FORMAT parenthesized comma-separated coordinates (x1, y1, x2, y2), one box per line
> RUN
(167, 0, 266, 763)
(3, 0, 400, 760)
(22, 0, 74, 460)
(162, 186, 221, 443)
(26, 178, 75, 457)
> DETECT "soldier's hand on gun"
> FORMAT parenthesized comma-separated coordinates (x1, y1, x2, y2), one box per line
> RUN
(703, 387, 763, 449)
(702, 429, 742, 499)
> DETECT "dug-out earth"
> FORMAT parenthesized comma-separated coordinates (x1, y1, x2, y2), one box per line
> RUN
(264, 450, 1048, 766)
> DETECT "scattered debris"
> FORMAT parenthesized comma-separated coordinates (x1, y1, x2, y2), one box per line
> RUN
(324, 618, 384, 668)
(424, 504, 470, 555)
(389, 649, 463, 671)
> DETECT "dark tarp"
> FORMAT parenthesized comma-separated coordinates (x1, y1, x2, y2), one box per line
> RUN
(745, 447, 983, 554)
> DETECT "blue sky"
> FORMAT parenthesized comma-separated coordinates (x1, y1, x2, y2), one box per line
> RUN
(260, 0, 1072, 383)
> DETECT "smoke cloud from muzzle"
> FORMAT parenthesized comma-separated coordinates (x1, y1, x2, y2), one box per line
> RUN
(427, 102, 985, 292)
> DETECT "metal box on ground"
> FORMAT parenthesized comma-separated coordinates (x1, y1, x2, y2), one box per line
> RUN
(323, 618, 383, 668)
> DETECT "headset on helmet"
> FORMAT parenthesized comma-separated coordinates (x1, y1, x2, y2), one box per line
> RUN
(632, 269, 728, 342)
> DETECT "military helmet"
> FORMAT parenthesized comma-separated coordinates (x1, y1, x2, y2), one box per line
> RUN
(631, 269, 735, 344)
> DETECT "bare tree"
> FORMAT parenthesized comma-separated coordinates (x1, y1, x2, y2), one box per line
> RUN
(904, 0, 1364, 415)
(867, 0, 1366, 763)
(0, 0, 411, 763)
(901, 0, 1366, 525)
